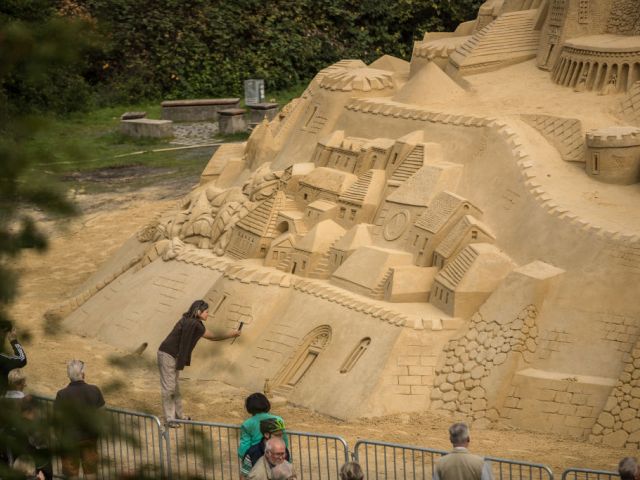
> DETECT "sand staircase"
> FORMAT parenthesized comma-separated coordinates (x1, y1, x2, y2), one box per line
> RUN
(437, 246, 479, 290)
(370, 268, 393, 300)
(308, 238, 340, 279)
(449, 9, 540, 74)
(276, 253, 292, 272)
(389, 145, 424, 186)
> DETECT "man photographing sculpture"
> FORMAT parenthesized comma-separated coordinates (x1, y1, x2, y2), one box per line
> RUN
(157, 299, 241, 427)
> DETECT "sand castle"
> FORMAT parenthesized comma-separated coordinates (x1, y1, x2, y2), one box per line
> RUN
(54, 0, 640, 447)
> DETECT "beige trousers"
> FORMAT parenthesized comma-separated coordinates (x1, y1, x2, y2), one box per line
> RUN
(157, 350, 183, 422)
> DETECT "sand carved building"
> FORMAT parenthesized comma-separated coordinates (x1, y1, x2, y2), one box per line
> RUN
(56, 0, 640, 448)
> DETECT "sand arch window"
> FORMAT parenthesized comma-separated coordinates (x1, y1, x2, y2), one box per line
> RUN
(277, 325, 332, 387)
(340, 338, 371, 374)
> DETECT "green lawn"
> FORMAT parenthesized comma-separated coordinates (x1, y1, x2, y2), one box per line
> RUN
(25, 83, 307, 194)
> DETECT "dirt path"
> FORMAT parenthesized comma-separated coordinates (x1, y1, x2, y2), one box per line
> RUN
(7, 177, 635, 475)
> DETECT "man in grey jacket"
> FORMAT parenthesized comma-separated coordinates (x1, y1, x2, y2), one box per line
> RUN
(434, 423, 493, 480)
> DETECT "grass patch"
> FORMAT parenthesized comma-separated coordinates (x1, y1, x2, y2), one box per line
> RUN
(24, 82, 307, 194)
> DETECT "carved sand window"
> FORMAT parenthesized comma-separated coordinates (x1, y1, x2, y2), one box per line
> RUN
(471, 230, 478, 240)
(304, 106, 318, 128)
(578, 0, 588, 24)
(278, 326, 332, 387)
(213, 294, 228, 316)
(592, 152, 600, 174)
(340, 338, 371, 373)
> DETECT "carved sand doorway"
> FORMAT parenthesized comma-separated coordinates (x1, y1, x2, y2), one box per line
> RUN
(274, 325, 332, 393)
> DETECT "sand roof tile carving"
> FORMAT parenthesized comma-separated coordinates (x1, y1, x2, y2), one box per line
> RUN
(296, 219, 345, 253)
(332, 224, 374, 253)
(386, 161, 463, 207)
(331, 246, 413, 291)
(307, 199, 337, 212)
(236, 191, 288, 238)
(299, 167, 358, 194)
(449, 9, 541, 74)
(320, 67, 396, 92)
(414, 191, 474, 233)
(435, 215, 496, 259)
(338, 170, 386, 206)
(435, 243, 514, 292)
(520, 115, 584, 162)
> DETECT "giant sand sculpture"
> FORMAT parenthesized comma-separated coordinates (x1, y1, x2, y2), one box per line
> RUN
(53, 0, 640, 447)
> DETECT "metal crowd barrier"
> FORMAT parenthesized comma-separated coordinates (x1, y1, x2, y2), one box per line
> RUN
(166, 419, 349, 479)
(33, 396, 165, 479)
(354, 439, 554, 480)
(561, 469, 619, 480)
(30, 396, 612, 480)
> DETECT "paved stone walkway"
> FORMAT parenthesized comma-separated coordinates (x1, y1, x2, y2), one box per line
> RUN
(170, 122, 219, 146)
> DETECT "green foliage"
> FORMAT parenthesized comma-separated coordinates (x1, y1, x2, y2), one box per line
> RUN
(84, 0, 483, 103)
(0, 1, 88, 327)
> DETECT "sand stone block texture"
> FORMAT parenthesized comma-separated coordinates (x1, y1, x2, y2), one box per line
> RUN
(60, 0, 640, 438)
(120, 118, 173, 138)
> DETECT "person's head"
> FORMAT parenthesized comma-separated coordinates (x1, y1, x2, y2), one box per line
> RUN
(0, 320, 12, 344)
(449, 422, 470, 447)
(8, 368, 26, 391)
(260, 417, 286, 442)
(619, 457, 639, 480)
(271, 460, 296, 480)
(246, 392, 271, 415)
(67, 359, 85, 382)
(264, 437, 287, 466)
(340, 461, 364, 480)
(185, 300, 209, 321)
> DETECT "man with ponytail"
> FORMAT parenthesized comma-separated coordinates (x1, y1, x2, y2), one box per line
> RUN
(158, 299, 241, 427)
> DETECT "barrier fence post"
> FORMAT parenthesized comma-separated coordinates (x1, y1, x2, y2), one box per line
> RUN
(561, 468, 619, 480)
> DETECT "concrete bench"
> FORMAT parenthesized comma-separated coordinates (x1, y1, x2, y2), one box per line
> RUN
(248, 102, 280, 124)
(161, 98, 240, 122)
(120, 111, 147, 120)
(120, 119, 173, 138)
(218, 108, 247, 134)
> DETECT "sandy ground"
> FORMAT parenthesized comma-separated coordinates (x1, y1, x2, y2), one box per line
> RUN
(6, 174, 637, 475)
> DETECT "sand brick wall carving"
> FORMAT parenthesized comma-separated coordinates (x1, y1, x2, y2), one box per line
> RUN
(502, 372, 610, 438)
(520, 114, 584, 162)
(430, 305, 539, 421)
(619, 81, 640, 126)
(591, 341, 640, 448)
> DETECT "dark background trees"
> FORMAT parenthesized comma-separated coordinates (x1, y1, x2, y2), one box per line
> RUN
(2, 0, 483, 110)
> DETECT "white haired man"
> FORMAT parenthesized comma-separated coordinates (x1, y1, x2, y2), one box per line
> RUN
(433, 422, 493, 480)
(6, 368, 27, 399)
(248, 437, 297, 480)
(54, 360, 105, 480)
(619, 457, 640, 480)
